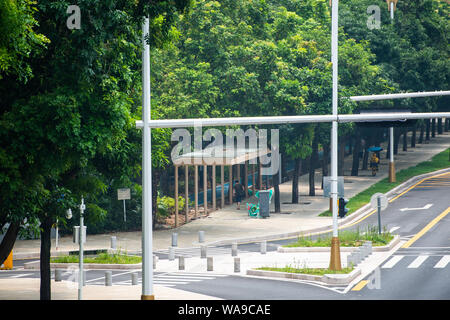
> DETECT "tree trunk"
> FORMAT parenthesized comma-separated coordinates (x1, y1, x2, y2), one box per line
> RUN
(432, 118, 436, 138)
(338, 138, 345, 176)
(351, 134, 361, 176)
(419, 123, 424, 144)
(292, 158, 301, 204)
(321, 144, 329, 189)
(394, 129, 400, 154)
(437, 118, 443, 134)
(40, 216, 52, 300)
(411, 126, 416, 148)
(309, 140, 318, 196)
(426, 119, 430, 141)
(0, 222, 20, 266)
(402, 128, 408, 152)
(362, 148, 369, 170)
(152, 170, 160, 228)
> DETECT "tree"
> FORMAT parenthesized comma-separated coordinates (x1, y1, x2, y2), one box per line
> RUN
(0, 0, 191, 300)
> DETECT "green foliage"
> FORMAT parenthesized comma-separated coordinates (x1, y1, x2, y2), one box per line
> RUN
(285, 225, 394, 247)
(157, 195, 186, 218)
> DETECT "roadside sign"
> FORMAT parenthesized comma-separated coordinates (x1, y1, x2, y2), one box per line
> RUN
(117, 188, 131, 201)
(370, 193, 388, 211)
(323, 176, 345, 198)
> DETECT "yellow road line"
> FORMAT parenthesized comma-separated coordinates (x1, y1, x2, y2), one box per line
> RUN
(342, 171, 450, 229)
(402, 207, 450, 248)
(352, 280, 369, 291)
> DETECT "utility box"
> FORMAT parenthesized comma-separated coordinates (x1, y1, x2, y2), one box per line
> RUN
(258, 190, 271, 218)
(73, 226, 87, 244)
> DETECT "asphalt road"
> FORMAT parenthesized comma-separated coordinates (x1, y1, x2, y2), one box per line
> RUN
(2, 172, 449, 299)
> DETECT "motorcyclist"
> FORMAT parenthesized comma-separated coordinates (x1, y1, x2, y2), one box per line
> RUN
(370, 153, 379, 171)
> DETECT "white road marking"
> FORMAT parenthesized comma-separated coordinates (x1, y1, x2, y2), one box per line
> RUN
(434, 256, 450, 269)
(407, 255, 428, 268)
(8, 273, 34, 278)
(389, 226, 400, 233)
(381, 255, 404, 268)
(399, 204, 433, 212)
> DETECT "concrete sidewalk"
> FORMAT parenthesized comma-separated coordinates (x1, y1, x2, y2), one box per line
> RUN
(11, 131, 449, 257)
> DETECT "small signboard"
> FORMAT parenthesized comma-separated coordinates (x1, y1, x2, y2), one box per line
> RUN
(370, 193, 388, 211)
(117, 188, 131, 201)
(323, 176, 345, 198)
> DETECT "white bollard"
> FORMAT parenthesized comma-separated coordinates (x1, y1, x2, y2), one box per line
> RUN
(172, 233, 178, 247)
(260, 241, 267, 254)
(110, 236, 117, 250)
(207, 257, 213, 271)
(131, 272, 138, 285)
(169, 246, 175, 261)
(234, 257, 240, 273)
(179, 256, 185, 270)
(199, 231, 205, 243)
(231, 242, 238, 257)
(55, 269, 63, 282)
(201, 245, 207, 259)
(105, 271, 112, 286)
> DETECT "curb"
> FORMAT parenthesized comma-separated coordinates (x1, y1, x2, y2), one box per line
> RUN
(276, 235, 400, 253)
(246, 267, 361, 285)
(24, 260, 142, 270)
(200, 167, 450, 247)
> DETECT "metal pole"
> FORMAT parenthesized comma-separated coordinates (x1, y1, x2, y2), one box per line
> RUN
(329, 0, 341, 271)
(377, 196, 382, 234)
(123, 200, 126, 222)
(78, 197, 85, 300)
(141, 17, 154, 300)
(389, 127, 396, 182)
(390, 2, 394, 20)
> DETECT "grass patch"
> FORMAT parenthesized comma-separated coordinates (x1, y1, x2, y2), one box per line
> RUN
(284, 225, 393, 247)
(256, 266, 354, 276)
(51, 251, 141, 264)
(320, 147, 450, 217)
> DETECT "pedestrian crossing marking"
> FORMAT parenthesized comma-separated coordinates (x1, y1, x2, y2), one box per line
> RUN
(382, 255, 404, 268)
(407, 255, 428, 268)
(434, 256, 450, 269)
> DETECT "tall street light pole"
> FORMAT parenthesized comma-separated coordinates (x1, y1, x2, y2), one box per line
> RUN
(141, 17, 154, 300)
(329, 0, 341, 271)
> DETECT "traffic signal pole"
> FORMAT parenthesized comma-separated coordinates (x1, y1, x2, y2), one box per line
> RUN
(141, 17, 154, 301)
(329, 0, 341, 271)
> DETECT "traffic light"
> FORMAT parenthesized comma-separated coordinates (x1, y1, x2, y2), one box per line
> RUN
(339, 198, 349, 218)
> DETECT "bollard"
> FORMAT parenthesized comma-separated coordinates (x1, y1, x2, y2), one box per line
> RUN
(347, 254, 355, 267)
(153, 255, 157, 269)
(169, 246, 175, 261)
(110, 236, 117, 250)
(365, 241, 373, 255)
(55, 269, 63, 282)
(234, 257, 240, 273)
(172, 233, 178, 247)
(231, 242, 238, 257)
(105, 271, 112, 286)
(179, 256, 185, 270)
(260, 241, 267, 254)
(354, 250, 362, 264)
(198, 231, 205, 243)
(207, 257, 213, 271)
(131, 272, 138, 286)
(201, 245, 207, 259)
(83, 270, 86, 286)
